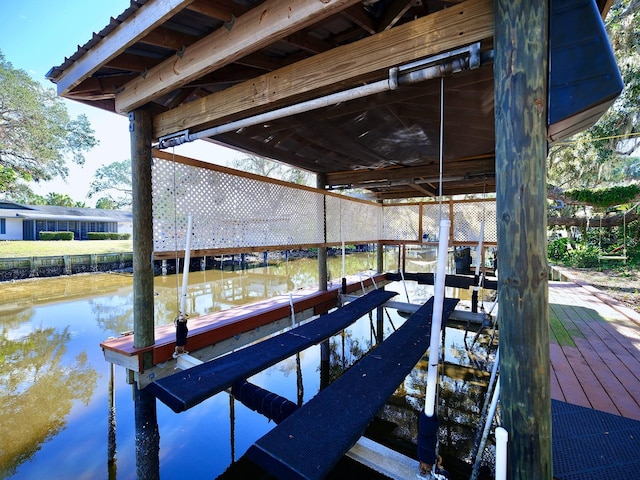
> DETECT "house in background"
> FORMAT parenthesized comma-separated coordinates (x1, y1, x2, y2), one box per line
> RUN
(0, 202, 133, 240)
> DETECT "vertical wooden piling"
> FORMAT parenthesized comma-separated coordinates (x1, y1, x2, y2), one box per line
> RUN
(130, 107, 155, 369)
(317, 173, 328, 290)
(494, 1, 552, 479)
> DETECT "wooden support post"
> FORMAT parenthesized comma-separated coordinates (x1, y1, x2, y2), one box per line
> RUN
(317, 173, 328, 291)
(494, 2, 552, 479)
(130, 107, 155, 370)
(133, 383, 160, 479)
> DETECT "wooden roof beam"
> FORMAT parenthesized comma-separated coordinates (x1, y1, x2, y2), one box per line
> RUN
(153, 0, 494, 140)
(340, 5, 377, 34)
(53, 0, 196, 96)
(116, 0, 363, 114)
(139, 26, 199, 51)
(325, 155, 494, 184)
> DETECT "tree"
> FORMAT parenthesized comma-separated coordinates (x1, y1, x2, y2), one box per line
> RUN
(231, 155, 314, 186)
(45, 192, 76, 207)
(547, 0, 640, 189)
(95, 197, 116, 209)
(0, 51, 97, 198)
(88, 159, 132, 208)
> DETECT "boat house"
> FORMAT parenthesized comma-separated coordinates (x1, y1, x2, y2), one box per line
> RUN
(46, 1, 624, 478)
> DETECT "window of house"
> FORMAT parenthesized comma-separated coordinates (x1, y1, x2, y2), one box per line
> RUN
(0, 218, 5, 234)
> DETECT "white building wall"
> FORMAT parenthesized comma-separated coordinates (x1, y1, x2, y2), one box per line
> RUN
(0, 217, 24, 240)
(118, 221, 133, 236)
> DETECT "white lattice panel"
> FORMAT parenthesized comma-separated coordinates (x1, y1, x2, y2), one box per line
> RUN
(152, 156, 497, 251)
(383, 204, 421, 241)
(452, 201, 497, 243)
(152, 158, 324, 251)
(326, 196, 381, 243)
(421, 203, 450, 241)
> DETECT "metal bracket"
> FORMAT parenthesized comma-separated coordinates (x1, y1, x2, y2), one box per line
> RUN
(388, 67, 399, 90)
(177, 45, 186, 58)
(157, 129, 190, 149)
(398, 42, 482, 74)
(225, 14, 236, 31)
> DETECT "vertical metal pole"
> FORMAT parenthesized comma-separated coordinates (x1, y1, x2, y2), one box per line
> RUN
(130, 108, 155, 370)
(494, 1, 552, 478)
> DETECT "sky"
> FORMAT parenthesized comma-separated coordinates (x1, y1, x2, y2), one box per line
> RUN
(0, 0, 242, 204)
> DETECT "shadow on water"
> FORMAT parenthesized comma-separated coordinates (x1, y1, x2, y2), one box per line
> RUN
(0, 248, 498, 479)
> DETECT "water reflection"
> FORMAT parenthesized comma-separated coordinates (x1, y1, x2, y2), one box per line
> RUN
(0, 248, 498, 479)
(0, 325, 98, 478)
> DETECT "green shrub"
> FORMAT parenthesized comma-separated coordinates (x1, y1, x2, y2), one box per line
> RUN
(565, 244, 602, 268)
(39, 231, 74, 241)
(548, 237, 569, 263)
(87, 232, 131, 240)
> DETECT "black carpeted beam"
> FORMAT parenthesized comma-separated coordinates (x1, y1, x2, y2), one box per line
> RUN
(147, 288, 397, 412)
(247, 296, 459, 480)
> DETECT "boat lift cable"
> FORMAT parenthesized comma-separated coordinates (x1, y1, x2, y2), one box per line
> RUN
(156, 44, 490, 149)
(418, 72, 451, 478)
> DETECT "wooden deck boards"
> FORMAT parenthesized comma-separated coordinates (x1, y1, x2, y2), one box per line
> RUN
(549, 280, 640, 421)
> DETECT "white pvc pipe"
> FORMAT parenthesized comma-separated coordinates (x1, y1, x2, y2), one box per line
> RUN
(179, 215, 193, 316)
(495, 427, 508, 480)
(399, 268, 410, 304)
(289, 293, 296, 327)
(424, 218, 450, 416)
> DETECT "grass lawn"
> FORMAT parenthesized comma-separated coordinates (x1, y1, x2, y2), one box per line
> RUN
(0, 240, 133, 258)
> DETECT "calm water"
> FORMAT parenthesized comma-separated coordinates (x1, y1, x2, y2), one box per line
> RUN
(0, 249, 497, 479)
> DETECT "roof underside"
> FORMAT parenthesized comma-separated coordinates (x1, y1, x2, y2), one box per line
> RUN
(47, 0, 612, 201)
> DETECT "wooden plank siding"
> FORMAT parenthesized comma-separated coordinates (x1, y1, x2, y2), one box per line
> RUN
(549, 281, 640, 421)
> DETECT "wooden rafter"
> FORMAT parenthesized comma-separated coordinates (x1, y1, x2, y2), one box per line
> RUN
(139, 26, 199, 51)
(115, 0, 363, 113)
(325, 155, 494, 185)
(185, 0, 242, 22)
(54, 0, 195, 95)
(378, 0, 415, 31)
(153, 0, 493, 140)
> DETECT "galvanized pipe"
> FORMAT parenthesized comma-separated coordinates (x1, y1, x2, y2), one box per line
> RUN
(157, 45, 489, 149)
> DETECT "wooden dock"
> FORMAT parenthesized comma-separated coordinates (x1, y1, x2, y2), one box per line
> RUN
(549, 279, 640, 421)
(100, 274, 388, 384)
